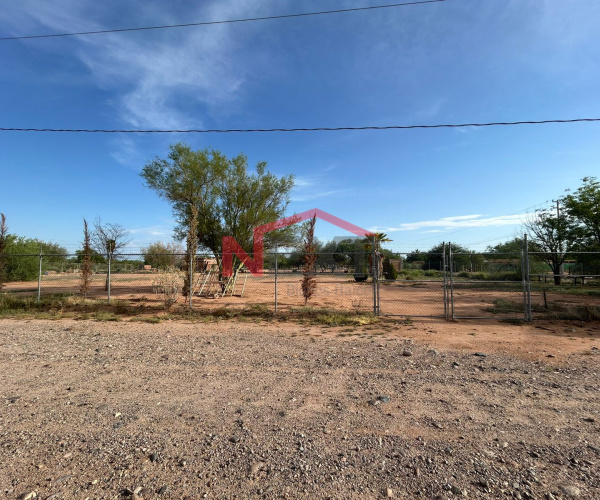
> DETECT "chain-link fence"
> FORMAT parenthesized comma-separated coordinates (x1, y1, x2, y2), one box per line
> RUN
(1, 247, 599, 321)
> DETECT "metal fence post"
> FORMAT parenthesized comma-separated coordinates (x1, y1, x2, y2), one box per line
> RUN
(442, 242, 447, 319)
(107, 254, 111, 304)
(37, 251, 43, 304)
(449, 243, 455, 319)
(521, 237, 527, 321)
(524, 234, 532, 321)
(372, 235, 379, 316)
(274, 245, 278, 314)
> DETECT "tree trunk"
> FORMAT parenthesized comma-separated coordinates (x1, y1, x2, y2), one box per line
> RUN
(183, 204, 199, 297)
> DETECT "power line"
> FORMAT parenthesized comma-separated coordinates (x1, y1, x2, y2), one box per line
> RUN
(1, 118, 599, 134)
(0, 0, 446, 41)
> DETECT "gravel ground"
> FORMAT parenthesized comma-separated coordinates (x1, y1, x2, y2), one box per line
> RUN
(1, 318, 599, 499)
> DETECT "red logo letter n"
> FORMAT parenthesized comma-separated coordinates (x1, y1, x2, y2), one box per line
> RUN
(222, 235, 264, 277)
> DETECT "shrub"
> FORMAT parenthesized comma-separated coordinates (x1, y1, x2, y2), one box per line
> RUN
(382, 256, 398, 280)
(153, 267, 185, 309)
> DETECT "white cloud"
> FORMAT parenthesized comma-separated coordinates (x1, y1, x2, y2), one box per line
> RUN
(291, 175, 351, 203)
(371, 214, 526, 233)
(0, 1, 274, 130)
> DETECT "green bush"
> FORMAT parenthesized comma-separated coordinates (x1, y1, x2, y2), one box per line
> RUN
(382, 256, 398, 280)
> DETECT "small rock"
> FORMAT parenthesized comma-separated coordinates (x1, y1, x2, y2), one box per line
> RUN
(378, 395, 391, 403)
(20, 492, 36, 500)
(278, 410, 286, 417)
(139, 488, 152, 497)
(229, 436, 241, 443)
(402, 350, 413, 357)
(157, 485, 169, 495)
(451, 485, 461, 495)
(559, 485, 581, 497)
(583, 417, 596, 423)
(452, 361, 460, 367)
(250, 461, 265, 475)
(386, 487, 394, 497)
(474, 352, 487, 357)
(150, 452, 159, 462)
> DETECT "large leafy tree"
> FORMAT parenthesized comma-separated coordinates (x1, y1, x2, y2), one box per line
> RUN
(563, 176, 600, 249)
(197, 156, 296, 267)
(523, 207, 576, 285)
(141, 143, 295, 291)
(141, 143, 228, 295)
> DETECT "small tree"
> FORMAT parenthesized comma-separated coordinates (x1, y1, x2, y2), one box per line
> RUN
(91, 217, 131, 290)
(0, 213, 8, 290)
(79, 218, 93, 298)
(301, 216, 318, 306)
(382, 256, 398, 280)
(142, 241, 184, 270)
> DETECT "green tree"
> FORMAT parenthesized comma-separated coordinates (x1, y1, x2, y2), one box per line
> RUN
(486, 238, 524, 254)
(141, 143, 296, 289)
(382, 255, 398, 280)
(198, 156, 296, 268)
(141, 144, 230, 295)
(301, 216, 318, 305)
(80, 218, 93, 298)
(523, 207, 576, 285)
(563, 176, 600, 249)
(420, 243, 483, 272)
(3, 236, 67, 281)
(142, 241, 184, 270)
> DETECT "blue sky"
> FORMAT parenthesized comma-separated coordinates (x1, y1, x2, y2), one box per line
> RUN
(1, 0, 599, 254)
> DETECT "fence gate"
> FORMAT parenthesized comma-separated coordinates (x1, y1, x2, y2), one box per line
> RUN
(379, 245, 448, 318)
(447, 243, 530, 321)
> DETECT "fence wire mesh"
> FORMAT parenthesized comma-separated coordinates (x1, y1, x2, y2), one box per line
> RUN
(0, 248, 598, 321)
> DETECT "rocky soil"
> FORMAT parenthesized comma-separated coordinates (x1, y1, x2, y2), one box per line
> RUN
(0, 318, 599, 499)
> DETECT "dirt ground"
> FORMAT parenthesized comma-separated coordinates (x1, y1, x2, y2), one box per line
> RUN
(1, 317, 599, 499)
(10, 272, 597, 321)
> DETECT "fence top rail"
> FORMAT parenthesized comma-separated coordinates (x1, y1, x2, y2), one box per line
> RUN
(451, 252, 522, 256)
(528, 251, 600, 255)
(530, 273, 600, 278)
(0, 253, 69, 258)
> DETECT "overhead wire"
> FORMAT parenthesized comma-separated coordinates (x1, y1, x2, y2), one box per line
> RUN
(0, 0, 447, 41)
(1, 117, 599, 134)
